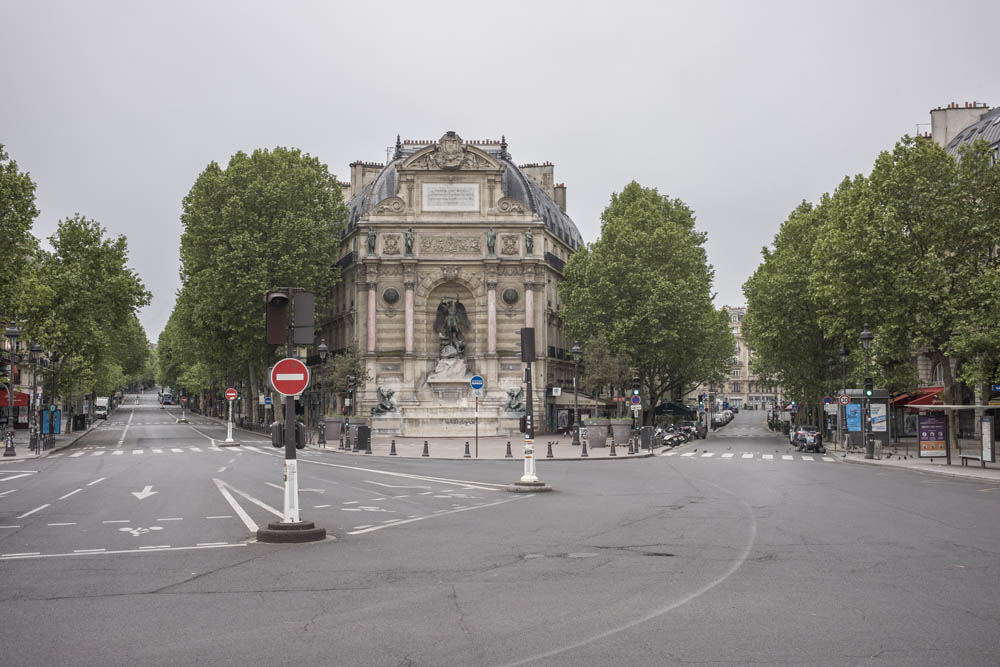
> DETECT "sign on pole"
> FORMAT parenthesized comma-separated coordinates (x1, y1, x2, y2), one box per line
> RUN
(838, 393, 851, 406)
(823, 395, 832, 405)
(630, 395, 641, 406)
(470, 375, 485, 390)
(264, 395, 272, 406)
(225, 387, 238, 401)
(270, 358, 310, 397)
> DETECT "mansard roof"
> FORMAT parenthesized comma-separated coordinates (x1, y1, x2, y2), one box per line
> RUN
(344, 136, 583, 250)
(945, 106, 1000, 157)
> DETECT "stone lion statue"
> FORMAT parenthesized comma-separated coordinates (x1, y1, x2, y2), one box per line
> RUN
(503, 387, 525, 413)
(371, 387, 396, 415)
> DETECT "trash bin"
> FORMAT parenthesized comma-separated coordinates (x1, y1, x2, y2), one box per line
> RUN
(356, 425, 372, 453)
(640, 425, 653, 451)
(73, 414, 87, 430)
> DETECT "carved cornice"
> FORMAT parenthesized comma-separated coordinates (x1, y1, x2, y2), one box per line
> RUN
(372, 196, 405, 215)
(496, 197, 528, 214)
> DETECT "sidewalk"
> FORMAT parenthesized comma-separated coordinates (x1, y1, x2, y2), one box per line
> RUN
(0, 422, 101, 462)
(833, 445, 1000, 483)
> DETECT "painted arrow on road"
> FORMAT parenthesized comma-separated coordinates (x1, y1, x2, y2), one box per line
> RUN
(131, 485, 158, 500)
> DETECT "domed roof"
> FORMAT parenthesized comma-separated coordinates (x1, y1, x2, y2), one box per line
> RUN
(945, 107, 1000, 157)
(345, 140, 583, 250)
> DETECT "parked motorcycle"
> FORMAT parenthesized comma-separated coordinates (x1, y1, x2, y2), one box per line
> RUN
(790, 425, 825, 453)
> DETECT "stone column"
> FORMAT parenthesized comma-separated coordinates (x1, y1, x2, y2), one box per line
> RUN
(487, 278, 497, 355)
(404, 279, 415, 354)
(524, 281, 535, 330)
(366, 281, 377, 353)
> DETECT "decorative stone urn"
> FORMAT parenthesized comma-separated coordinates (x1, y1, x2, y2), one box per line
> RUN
(609, 419, 632, 445)
(583, 417, 610, 447)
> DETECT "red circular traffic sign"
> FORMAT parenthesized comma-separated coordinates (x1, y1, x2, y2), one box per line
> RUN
(838, 393, 851, 406)
(270, 358, 310, 397)
(225, 387, 237, 401)
(180, 395, 188, 404)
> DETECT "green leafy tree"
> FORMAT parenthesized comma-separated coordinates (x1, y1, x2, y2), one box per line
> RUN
(578, 333, 631, 416)
(0, 144, 40, 318)
(177, 147, 347, 422)
(23, 215, 150, 410)
(560, 182, 732, 424)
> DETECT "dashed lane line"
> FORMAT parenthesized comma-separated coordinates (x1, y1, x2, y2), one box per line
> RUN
(347, 495, 530, 535)
(17, 504, 50, 519)
(1, 543, 245, 561)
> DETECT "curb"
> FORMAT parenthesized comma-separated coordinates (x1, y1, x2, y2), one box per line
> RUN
(835, 452, 1000, 483)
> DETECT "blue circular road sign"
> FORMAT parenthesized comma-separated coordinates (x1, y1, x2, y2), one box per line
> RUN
(264, 396, 272, 406)
(630, 394, 641, 406)
(470, 375, 485, 390)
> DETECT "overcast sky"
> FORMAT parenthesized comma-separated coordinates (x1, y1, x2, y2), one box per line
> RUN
(2, 0, 997, 341)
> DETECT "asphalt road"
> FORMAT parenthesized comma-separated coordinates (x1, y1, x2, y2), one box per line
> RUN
(1, 399, 998, 666)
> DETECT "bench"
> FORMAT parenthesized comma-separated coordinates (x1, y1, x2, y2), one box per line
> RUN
(960, 452, 985, 467)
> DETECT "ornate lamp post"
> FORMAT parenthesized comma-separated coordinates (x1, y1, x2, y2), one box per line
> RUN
(29, 340, 41, 454)
(3, 322, 20, 456)
(839, 344, 849, 447)
(316, 339, 328, 446)
(571, 341, 581, 446)
(860, 324, 874, 459)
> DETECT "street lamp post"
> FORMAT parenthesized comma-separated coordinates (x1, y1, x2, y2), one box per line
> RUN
(316, 339, 328, 446)
(860, 324, 874, 459)
(839, 344, 848, 448)
(29, 340, 41, 454)
(3, 323, 20, 457)
(571, 342, 581, 446)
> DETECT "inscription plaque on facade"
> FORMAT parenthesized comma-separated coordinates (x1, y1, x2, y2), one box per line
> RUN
(422, 183, 479, 212)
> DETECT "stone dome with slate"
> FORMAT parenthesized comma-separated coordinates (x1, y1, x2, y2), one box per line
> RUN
(944, 106, 1000, 158)
(344, 133, 583, 250)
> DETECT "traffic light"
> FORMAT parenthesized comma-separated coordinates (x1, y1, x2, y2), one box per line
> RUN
(864, 377, 874, 397)
(346, 375, 355, 395)
(631, 376, 641, 396)
(266, 291, 290, 345)
(698, 393, 705, 409)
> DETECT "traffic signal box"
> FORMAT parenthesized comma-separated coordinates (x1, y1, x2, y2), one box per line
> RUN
(631, 376, 641, 397)
(864, 377, 874, 398)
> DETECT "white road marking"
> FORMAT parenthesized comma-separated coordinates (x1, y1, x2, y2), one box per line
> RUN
(47, 522, 76, 526)
(721, 453, 734, 458)
(782, 455, 794, 461)
(206, 515, 232, 519)
(157, 517, 183, 521)
(133, 449, 144, 455)
(662, 451, 677, 456)
(18, 504, 50, 518)
(112, 450, 123, 456)
(2, 552, 41, 557)
(88, 477, 105, 486)
(214, 478, 283, 523)
(69, 452, 84, 458)
(196, 542, 229, 547)
(171, 448, 183, 453)
(822, 457, 835, 462)
(139, 545, 171, 550)
(348, 496, 529, 535)
(680, 452, 696, 457)
(73, 549, 106, 553)
(763, 454, 773, 460)
(189, 447, 202, 452)
(343, 500, 358, 505)
(364, 481, 432, 490)
(152, 448, 163, 454)
(217, 466, 227, 473)
(92, 451, 105, 457)
(353, 525, 373, 530)
(0, 525, 21, 529)
(265, 482, 284, 491)
(117, 407, 135, 446)
(313, 504, 331, 508)
(0, 489, 18, 497)
(801, 455, 814, 461)
(741, 453, 754, 459)
(0, 473, 33, 482)
(102, 520, 130, 523)
(701, 453, 714, 458)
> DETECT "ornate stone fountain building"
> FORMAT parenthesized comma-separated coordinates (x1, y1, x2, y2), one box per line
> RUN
(326, 132, 583, 436)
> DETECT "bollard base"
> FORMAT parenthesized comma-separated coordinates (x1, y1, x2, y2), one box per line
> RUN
(505, 480, 553, 493)
(217, 440, 241, 447)
(256, 520, 328, 543)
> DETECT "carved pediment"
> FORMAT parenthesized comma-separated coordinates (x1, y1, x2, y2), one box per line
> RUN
(401, 131, 502, 172)
(371, 196, 405, 215)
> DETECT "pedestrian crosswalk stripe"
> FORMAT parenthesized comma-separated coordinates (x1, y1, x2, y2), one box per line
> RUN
(133, 450, 143, 455)
(112, 450, 123, 456)
(70, 452, 84, 458)
(92, 451, 105, 457)
(681, 452, 696, 457)
(763, 454, 773, 460)
(721, 453, 734, 458)
(662, 451, 677, 456)
(822, 457, 834, 462)
(781, 455, 793, 460)
(153, 448, 163, 454)
(701, 452, 714, 458)
(171, 448, 183, 453)
(801, 455, 814, 461)
(741, 453, 753, 459)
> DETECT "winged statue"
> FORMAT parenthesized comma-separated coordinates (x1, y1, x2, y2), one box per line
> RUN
(433, 295, 471, 358)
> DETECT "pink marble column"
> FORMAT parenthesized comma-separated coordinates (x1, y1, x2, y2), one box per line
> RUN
(404, 280, 415, 353)
(367, 283, 377, 353)
(487, 280, 497, 354)
(524, 282, 534, 330)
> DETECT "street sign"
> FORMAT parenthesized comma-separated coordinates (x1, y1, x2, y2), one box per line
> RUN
(470, 375, 485, 390)
(264, 395, 272, 406)
(823, 395, 832, 404)
(270, 358, 310, 397)
(630, 394, 641, 406)
(225, 387, 237, 401)
(838, 393, 851, 406)
(992, 384, 1000, 392)
(471, 388, 484, 398)
(631, 405, 642, 414)
(180, 395, 188, 404)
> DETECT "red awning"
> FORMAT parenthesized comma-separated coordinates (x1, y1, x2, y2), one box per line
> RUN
(904, 386, 945, 406)
(890, 392, 912, 407)
(0, 388, 30, 407)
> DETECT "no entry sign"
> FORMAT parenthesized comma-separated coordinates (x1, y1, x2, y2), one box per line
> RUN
(225, 387, 237, 401)
(271, 358, 310, 397)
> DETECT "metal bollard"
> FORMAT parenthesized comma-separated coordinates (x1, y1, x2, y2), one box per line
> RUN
(422, 440, 430, 457)
(505, 440, 513, 459)
(318, 420, 326, 447)
(581, 439, 589, 458)
(464, 441, 471, 458)
(610, 439, 617, 456)
(546, 441, 554, 458)
(390, 439, 397, 456)
(628, 438, 635, 455)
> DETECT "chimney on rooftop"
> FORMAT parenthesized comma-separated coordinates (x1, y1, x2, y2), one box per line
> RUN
(553, 183, 566, 212)
(929, 100, 990, 147)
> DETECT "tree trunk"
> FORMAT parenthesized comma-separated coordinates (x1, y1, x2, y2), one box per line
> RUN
(248, 362, 259, 424)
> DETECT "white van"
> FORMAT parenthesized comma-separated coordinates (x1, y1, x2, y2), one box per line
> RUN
(95, 397, 110, 419)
